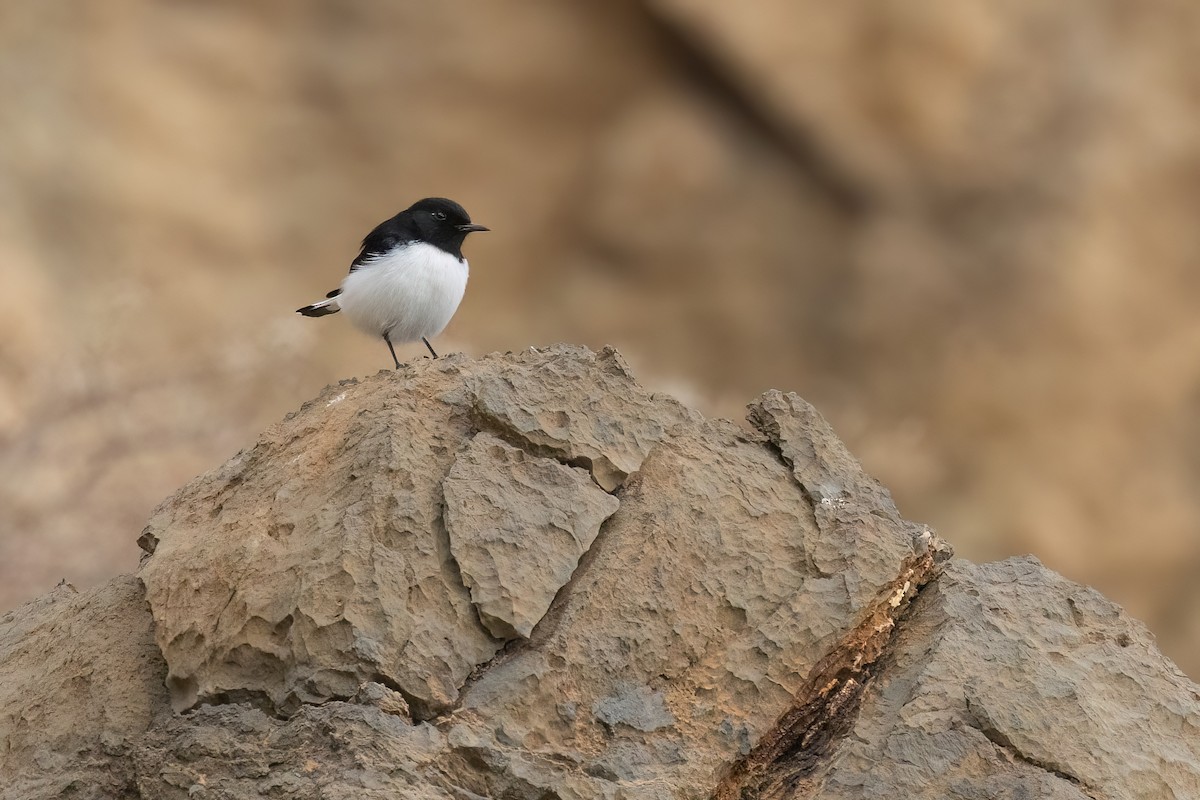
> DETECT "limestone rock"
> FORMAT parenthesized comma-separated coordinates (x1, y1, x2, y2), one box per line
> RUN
(643, 0, 1111, 196)
(137, 345, 685, 719)
(792, 557, 1200, 800)
(137, 364, 502, 719)
(0, 576, 169, 800)
(352, 681, 412, 719)
(133, 702, 454, 800)
(749, 389, 901, 514)
(464, 345, 701, 491)
(2, 346, 1198, 798)
(8, 0, 1200, 690)
(445, 413, 943, 796)
(443, 432, 620, 640)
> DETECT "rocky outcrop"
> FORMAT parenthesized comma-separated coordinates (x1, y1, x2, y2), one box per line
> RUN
(134, 346, 696, 720)
(1, 346, 1197, 799)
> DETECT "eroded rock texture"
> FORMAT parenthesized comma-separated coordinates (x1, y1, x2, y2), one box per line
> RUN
(800, 557, 1200, 800)
(443, 432, 620, 640)
(0, 577, 168, 799)
(136, 346, 693, 719)
(1, 346, 1198, 799)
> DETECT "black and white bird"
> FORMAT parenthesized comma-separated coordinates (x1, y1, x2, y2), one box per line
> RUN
(297, 197, 488, 367)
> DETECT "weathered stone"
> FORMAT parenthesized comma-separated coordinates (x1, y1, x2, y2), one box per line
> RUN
(353, 681, 412, 719)
(137, 363, 503, 718)
(0, 576, 169, 800)
(795, 557, 1200, 800)
(446, 411, 943, 796)
(593, 685, 676, 733)
(133, 702, 454, 800)
(136, 346, 685, 719)
(2, 346, 1198, 799)
(464, 346, 701, 491)
(749, 389, 901, 516)
(443, 432, 619, 640)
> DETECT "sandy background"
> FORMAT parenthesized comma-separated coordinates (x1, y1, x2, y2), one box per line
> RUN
(2, 1, 1199, 677)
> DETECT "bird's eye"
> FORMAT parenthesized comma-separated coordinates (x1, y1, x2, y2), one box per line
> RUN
(432, 211, 447, 221)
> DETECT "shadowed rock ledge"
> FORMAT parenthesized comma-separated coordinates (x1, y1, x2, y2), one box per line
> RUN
(1, 345, 1197, 799)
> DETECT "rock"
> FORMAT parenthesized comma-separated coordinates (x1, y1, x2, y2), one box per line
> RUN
(642, 0, 1106, 196)
(137, 361, 502, 719)
(137, 345, 687, 719)
(8, 0, 1200, 689)
(352, 681, 412, 719)
(9, 0, 1200, 692)
(2, 346, 1199, 798)
(133, 702, 454, 800)
(445, 410, 943, 796)
(443, 432, 620, 640)
(748, 389, 901, 514)
(593, 685, 676, 733)
(783, 557, 1200, 800)
(464, 346, 701, 491)
(0, 576, 169, 800)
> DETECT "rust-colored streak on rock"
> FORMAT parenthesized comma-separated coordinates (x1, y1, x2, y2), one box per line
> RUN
(713, 549, 941, 800)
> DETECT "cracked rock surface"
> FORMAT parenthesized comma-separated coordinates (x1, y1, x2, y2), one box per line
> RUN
(133, 346, 690, 721)
(1, 345, 1198, 799)
(803, 557, 1200, 800)
(444, 432, 620, 640)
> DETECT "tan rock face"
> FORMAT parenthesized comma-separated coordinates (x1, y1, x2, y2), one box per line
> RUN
(449, 413, 941, 795)
(2, 347, 1198, 799)
(796, 557, 1200, 799)
(444, 432, 620, 640)
(463, 347, 701, 491)
(131, 345, 946, 792)
(136, 346, 690, 718)
(127, 346, 950, 796)
(138, 365, 500, 717)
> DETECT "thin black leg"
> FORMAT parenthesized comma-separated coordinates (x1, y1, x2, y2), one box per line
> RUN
(383, 332, 401, 369)
(422, 337, 439, 359)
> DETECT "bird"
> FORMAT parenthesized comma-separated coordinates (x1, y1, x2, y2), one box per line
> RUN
(297, 197, 488, 368)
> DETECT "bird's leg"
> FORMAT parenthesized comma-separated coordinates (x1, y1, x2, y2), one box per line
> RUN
(383, 332, 401, 369)
(422, 337, 439, 359)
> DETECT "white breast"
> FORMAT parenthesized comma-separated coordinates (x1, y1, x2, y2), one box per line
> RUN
(336, 242, 469, 343)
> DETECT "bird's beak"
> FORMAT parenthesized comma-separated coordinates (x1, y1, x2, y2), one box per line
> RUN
(457, 223, 489, 233)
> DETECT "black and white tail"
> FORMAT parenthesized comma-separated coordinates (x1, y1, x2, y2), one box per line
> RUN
(296, 288, 342, 317)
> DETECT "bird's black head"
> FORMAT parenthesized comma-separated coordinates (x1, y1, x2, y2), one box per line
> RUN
(405, 197, 488, 258)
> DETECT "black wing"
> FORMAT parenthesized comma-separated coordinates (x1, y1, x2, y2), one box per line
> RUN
(349, 213, 414, 273)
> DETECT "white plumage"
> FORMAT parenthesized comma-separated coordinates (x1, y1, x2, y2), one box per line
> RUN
(334, 241, 469, 344)
(297, 196, 485, 366)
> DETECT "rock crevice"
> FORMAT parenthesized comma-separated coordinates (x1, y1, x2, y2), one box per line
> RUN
(715, 546, 944, 800)
(967, 705, 1094, 797)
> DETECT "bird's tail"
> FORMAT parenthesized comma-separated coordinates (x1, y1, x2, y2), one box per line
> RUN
(297, 290, 342, 318)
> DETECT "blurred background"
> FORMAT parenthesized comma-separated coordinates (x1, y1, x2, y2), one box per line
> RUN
(2, 2, 1199, 676)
